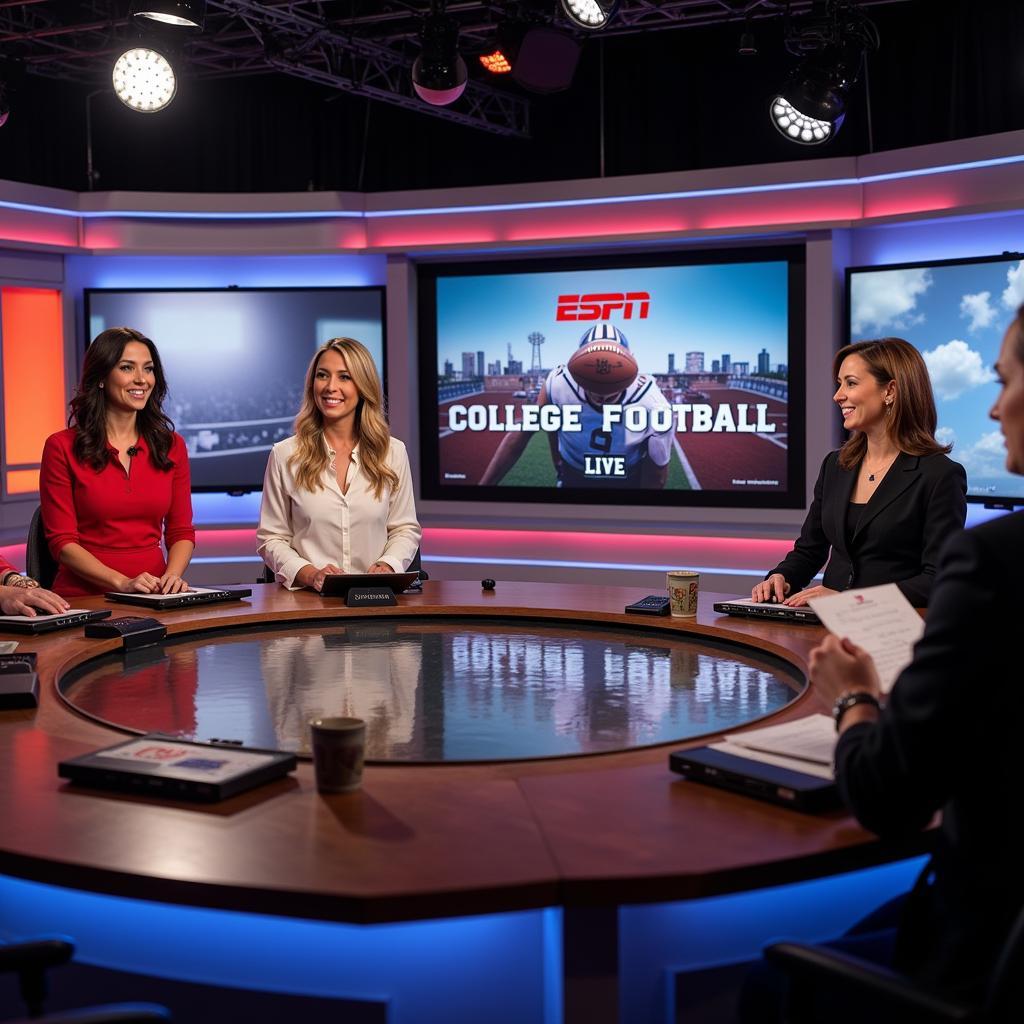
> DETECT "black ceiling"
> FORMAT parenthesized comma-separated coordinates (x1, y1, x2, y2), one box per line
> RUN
(0, 0, 1020, 195)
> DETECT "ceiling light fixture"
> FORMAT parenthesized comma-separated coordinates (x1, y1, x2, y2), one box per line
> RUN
(412, 1, 467, 107)
(479, 50, 512, 74)
(130, 0, 206, 30)
(770, 0, 879, 146)
(560, 0, 619, 31)
(112, 46, 177, 113)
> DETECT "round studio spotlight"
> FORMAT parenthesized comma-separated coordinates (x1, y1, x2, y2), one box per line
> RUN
(770, 61, 849, 144)
(561, 0, 619, 31)
(769, 96, 837, 145)
(131, 0, 206, 29)
(412, 11, 467, 107)
(112, 47, 177, 113)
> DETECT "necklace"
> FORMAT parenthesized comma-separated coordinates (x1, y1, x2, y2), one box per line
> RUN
(864, 453, 898, 483)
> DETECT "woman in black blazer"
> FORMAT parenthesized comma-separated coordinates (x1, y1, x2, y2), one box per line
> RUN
(753, 337, 966, 608)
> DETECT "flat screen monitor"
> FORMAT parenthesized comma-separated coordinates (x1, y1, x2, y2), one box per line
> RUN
(846, 253, 1023, 507)
(85, 287, 385, 493)
(418, 246, 806, 508)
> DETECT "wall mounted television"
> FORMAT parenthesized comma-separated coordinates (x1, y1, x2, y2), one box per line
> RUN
(846, 252, 1023, 508)
(85, 287, 385, 493)
(418, 246, 806, 508)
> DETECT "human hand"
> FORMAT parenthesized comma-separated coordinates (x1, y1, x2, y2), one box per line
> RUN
(783, 585, 837, 607)
(0, 585, 70, 617)
(122, 572, 161, 594)
(809, 634, 882, 710)
(368, 561, 393, 574)
(158, 573, 189, 594)
(751, 573, 789, 603)
(310, 564, 344, 592)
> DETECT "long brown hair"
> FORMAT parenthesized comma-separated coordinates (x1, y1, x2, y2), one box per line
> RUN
(834, 338, 951, 470)
(288, 338, 398, 499)
(70, 327, 176, 472)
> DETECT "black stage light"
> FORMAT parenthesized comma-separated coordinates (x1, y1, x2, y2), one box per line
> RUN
(479, 21, 525, 75)
(512, 26, 581, 94)
(412, 3, 467, 107)
(561, 0, 619, 31)
(130, 0, 206, 30)
(738, 30, 757, 56)
(770, 58, 850, 144)
(770, 0, 879, 145)
(0, 84, 9, 128)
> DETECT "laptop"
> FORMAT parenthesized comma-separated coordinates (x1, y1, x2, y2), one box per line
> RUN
(0, 609, 112, 635)
(669, 746, 839, 813)
(105, 587, 253, 610)
(713, 597, 820, 625)
(319, 572, 420, 598)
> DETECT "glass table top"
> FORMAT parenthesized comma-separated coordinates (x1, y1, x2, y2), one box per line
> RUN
(59, 617, 803, 763)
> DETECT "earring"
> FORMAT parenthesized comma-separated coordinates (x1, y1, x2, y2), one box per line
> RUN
(99, 383, 104, 389)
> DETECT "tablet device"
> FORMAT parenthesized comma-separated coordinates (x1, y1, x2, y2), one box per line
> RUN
(319, 572, 420, 598)
(58, 734, 297, 802)
(712, 597, 820, 625)
(0, 609, 112, 635)
(105, 587, 253, 609)
(669, 745, 839, 813)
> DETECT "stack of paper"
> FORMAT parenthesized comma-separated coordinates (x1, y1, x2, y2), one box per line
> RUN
(710, 714, 836, 780)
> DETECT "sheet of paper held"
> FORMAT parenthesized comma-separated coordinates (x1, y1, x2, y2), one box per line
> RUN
(808, 583, 925, 693)
(724, 714, 835, 765)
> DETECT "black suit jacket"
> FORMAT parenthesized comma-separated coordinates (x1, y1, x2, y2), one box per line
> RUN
(835, 510, 1024, 999)
(770, 450, 967, 606)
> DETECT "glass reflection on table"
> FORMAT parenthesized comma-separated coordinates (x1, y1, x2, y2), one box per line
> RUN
(61, 618, 802, 762)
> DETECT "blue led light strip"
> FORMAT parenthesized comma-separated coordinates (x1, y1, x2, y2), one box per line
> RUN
(3, 152, 1022, 222)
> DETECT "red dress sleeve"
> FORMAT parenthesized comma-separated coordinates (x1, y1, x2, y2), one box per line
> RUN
(39, 431, 81, 559)
(163, 433, 196, 548)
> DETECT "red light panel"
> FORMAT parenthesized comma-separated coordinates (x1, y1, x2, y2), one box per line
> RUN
(479, 50, 512, 74)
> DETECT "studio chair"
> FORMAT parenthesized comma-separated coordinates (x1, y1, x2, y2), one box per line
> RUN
(26, 507, 59, 590)
(0, 937, 170, 1022)
(764, 904, 1024, 1023)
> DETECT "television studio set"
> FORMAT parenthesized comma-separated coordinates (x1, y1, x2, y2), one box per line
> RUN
(0, 2, 1022, 1023)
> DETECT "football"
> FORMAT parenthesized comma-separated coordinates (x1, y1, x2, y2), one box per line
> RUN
(567, 341, 639, 396)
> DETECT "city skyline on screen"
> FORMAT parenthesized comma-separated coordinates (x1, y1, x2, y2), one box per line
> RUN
(849, 256, 1023, 502)
(436, 261, 790, 377)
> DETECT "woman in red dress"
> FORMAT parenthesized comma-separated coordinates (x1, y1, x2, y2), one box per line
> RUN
(40, 327, 195, 597)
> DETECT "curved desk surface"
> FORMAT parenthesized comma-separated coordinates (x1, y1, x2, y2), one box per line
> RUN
(0, 581, 930, 925)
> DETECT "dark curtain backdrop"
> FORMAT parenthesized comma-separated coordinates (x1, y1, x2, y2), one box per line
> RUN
(0, 0, 1021, 194)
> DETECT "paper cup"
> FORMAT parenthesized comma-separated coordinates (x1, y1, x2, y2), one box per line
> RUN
(310, 716, 366, 793)
(666, 570, 700, 617)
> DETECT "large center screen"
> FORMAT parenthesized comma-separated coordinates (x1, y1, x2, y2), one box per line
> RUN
(419, 247, 805, 508)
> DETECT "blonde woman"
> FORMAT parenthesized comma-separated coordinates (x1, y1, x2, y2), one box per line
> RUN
(257, 338, 421, 591)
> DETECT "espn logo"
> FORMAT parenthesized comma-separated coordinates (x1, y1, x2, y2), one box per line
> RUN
(556, 292, 651, 321)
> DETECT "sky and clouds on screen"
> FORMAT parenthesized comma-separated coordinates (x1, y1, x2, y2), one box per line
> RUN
(436, 262, 790, 376)
(850, 258, 1024, 499)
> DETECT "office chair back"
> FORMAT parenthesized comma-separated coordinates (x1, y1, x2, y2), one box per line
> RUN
(985, 903, 1024, 1021)
(26, 506, 59, 589)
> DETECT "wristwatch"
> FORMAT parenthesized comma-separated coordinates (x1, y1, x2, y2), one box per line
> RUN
(832, 690, 881, 731)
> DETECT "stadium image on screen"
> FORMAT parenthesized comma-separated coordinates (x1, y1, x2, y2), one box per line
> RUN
(419, 248, 805, 508)
(848, 253, 1024, 506)
(86, 287, 385, 492)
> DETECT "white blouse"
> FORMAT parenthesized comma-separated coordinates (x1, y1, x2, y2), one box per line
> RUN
(257, 434, 422, 589)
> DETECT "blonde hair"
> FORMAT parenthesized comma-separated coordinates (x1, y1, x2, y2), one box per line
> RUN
(288, 338, 398, 500)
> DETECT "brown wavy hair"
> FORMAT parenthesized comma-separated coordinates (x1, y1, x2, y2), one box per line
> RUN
(288, 338, 398, 499)
(1015, 304, 1024, 363)
(69, 327, 176, 472)
(833, 337, 951, 470)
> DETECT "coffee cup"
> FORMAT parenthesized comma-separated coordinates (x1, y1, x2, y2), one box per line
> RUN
(310, 716, 366, 793)
(666, 570, 700, 617)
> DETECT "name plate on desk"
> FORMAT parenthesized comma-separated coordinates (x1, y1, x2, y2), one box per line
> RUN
(346, 587, 398, 607)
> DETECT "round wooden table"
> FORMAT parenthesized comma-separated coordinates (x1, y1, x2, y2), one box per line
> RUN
(0, 582, 931, 1023)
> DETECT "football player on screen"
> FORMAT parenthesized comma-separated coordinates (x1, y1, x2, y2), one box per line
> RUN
(479, 324, 674, 488)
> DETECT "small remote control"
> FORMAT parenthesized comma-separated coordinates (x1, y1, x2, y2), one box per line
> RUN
(85, 616, 167, 651)
(0, 652, 37, 672)
(624, 595, 671, 616)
